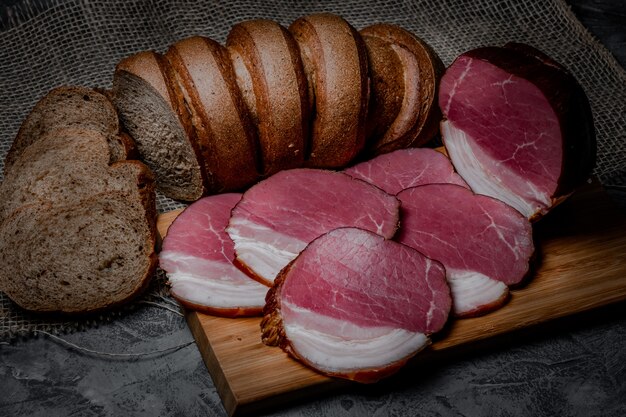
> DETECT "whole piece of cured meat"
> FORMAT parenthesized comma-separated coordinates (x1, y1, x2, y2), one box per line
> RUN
(397, 184, 534, 317)
(439, 43, 596, 220)
(261, 227, 451, 383)
(226, 168, 400, 285)
(344, 147, 468, 195)
(159, 193, 268, 317)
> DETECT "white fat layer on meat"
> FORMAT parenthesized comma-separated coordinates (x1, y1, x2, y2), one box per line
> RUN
(282, 301, 429, 372)
(447, 269, 508, 315)
(160, 252, 267, 308)
(442, 120, 550, 218)
(226, 218, 307, 284)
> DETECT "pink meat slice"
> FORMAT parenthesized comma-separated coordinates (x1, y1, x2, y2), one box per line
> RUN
(344, 147, 468, 195)
(439, 44, 595, 220)
(262, 227, 451, 382)
(159, 193, 268, 317)
(396, 184, 534, 317)
(226, 168, 400, 285)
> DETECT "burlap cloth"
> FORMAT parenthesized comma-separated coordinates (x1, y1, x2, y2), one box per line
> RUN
(0, 0, 624, 339)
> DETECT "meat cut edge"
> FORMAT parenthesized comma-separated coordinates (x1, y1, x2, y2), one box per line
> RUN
(160, 252, 268, 308)
(447, 269, 509, 316)
(226, 216, 309, 284)
(442, 120, 551, 218)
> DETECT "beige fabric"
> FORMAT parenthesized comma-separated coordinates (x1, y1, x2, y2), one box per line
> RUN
(1, 0, 624, 338)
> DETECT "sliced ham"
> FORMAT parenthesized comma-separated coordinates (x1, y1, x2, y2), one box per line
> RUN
(261, 227, 451, 383)
(396, 184, 534, 317)
(439, 43, 596, 220)
(344, 147, 468, 195)
(226, 168, 400, 285)
(159, 193, 268, 317)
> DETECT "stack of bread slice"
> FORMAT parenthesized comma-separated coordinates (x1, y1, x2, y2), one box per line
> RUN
(0, 86, 158, 314)
(113, 13, 444, 201)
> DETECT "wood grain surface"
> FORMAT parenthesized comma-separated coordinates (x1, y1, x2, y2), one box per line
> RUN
(155, 178, 626, 416)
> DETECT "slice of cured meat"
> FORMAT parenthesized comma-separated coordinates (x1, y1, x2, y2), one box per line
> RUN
(344, 148, 468, 195)
(226, 168, 400, 285)
(396, 184, 534, 317)
(261, 227, 451, 383)
(159, 193, 268, 317)
(439, 43, 596, 220)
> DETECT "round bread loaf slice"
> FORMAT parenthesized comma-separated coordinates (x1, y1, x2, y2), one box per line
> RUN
(166, 36, 259, 193)
(360, 33, 404, 145)
(4, 86, 129, 175)
(289, 13, 369, 168)
(227, 19, 309, 176)
(0, 191, 158, 313)
(112, 50, 206, 201)
(360, 24, 444, 154)
(0, 128, 155, 224)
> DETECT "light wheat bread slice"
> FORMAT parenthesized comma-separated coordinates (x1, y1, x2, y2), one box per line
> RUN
(112, 50, 206, 201)
(165, 36, 259, 192)
(0, 128, 155, 224)
(0, 191, 158, 313)
(226, 19, 309, 176)
(4, 86, 130, 175)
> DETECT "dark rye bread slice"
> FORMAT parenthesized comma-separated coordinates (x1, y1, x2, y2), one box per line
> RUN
(289, 13, 369, 168)
(361, 33, 405, 145)
(93, 87, 139, 160)
(112, 50, 205, 201)
(0, 128, 155, 224)
(360, 24, 444, 154)
(165, 36, 259, 192)
(4, 86, 130, 175)
(227, 19, 309, 176)
(0, 191, 158, 313)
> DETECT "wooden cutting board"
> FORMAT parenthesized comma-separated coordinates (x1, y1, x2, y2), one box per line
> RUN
(156, 179, 626, 416)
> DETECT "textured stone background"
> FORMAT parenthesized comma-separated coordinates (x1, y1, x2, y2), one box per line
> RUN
(2, 301, 625, 416)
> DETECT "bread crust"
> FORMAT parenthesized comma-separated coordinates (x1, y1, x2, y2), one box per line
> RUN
(361, 34, 405, 145)
(289, 13, 369, 168)
(227, 19, 309, 176)
(360, 24, 444, 154)
(166, 36, 259, 193)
